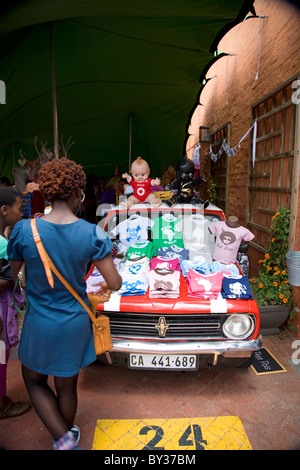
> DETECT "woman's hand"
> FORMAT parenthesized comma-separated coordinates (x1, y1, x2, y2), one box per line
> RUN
(93, 281, 111, 300)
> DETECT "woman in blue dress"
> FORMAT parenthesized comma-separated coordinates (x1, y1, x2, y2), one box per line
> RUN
(7, 158, 122, 450)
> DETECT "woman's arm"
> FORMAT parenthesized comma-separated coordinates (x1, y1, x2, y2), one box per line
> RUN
(0, 258, 14, 291)
(10, 259, 24, 281)
(0, 279, 14, 292)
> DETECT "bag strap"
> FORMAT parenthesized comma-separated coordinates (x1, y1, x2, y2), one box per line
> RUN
(31, 219, 54, 288)
(13, 278, 29, 314)
(30, 218, 99, 327)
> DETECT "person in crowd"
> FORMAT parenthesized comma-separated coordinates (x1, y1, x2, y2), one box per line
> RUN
(0, 186, 31, 420)
(83, 174, 98, 224)
(101, 175, 126, 206)
(95, 177, 107, 205)
(7, 158, 122, 450)
(161, 166, 177, 188)
(0, 177, 11, 187)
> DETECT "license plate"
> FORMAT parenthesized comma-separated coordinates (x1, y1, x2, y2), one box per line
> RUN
(129, 354, 197, 370)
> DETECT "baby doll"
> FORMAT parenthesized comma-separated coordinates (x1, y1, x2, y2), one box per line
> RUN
(166, 156, 208, 207)
(121, 157, 162, 209)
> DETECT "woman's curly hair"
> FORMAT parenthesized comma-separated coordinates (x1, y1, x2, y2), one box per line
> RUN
(38, 157, 86, 202)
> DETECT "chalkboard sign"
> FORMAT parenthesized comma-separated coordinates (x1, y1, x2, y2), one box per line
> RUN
(251, 348, 287, 375)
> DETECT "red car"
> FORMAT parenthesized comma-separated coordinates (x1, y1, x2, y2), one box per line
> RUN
(87, 202, 262, 370)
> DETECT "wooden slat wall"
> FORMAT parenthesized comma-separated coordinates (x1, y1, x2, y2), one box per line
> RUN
(247, 74, 298, 252)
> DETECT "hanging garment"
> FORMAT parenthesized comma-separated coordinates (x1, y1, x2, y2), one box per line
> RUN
(12, 166, 28, 192)
(19, 191, 33, 218)
(192, 143, 201, 170)
(209, 120, 257, 165)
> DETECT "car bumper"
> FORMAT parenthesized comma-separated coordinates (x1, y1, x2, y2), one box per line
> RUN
(109, 336, 262, 360)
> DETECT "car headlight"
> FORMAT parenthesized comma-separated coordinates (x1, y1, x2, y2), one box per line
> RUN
(223, 314, 254, 340)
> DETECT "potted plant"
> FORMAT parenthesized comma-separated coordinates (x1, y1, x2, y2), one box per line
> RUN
(250, 207, 296, 335)
(207, 179, 217, 205)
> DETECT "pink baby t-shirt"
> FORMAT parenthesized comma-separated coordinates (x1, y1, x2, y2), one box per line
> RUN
(187, 271, 224, 299)
(150, 256, 180, 272)
(209, 221, 254, 264)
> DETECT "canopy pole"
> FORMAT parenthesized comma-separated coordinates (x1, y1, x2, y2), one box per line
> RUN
(128, 113, 133, 171)
(50, 22, 59, 159)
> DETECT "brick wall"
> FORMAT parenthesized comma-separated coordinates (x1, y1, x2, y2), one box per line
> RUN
(187, 0, 300, 336)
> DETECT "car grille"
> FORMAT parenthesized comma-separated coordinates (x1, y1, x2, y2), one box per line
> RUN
(105, 312, 231, 340)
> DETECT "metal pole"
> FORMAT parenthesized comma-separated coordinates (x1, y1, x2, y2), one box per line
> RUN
(289, 93, 300, 250)
(50, 22, 59, 159)
(129, 113, 132, 171)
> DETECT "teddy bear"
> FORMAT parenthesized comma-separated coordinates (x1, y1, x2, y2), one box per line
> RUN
(121, 157, 162, 209)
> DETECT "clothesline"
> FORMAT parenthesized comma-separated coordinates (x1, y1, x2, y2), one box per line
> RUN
(209, 119, 257, 166)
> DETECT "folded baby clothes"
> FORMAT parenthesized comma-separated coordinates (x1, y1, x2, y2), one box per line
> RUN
(126, 240, 155, 261)
(180, 259, 210, 277)
(119, 271, 149, 296)
(150, 256, 181, 273)
(121, 256, 150, 276)
(187, 271, 224, 299)
(221, 275, 254, 299)
(210, 260, 240, 277)
(149, 269, 180, 298)
(156, 245, 189, 262)
(86, 259, 121, 293)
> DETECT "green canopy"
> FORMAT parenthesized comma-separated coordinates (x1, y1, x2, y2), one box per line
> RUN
(0, 0, 255, 180)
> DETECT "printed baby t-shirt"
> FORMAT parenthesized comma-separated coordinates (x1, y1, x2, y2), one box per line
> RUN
(119, 271, 149, 296)
(181, 259, 210, 277)
(187, 271, 224, 299)
(209, 221, 254, 264)
(221, 275, 254, 299)
(121, 256, 150, 276)
(126, 241, 155, 261)
(111, 214, 153, 247)
(150, 214, 184, 252)
(149, 269, 180, 298)
(156, 245, 189, 262)
(178, 214, 212, 252)
(150, 256, 181, 272)
(209, 260, 240, 277)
